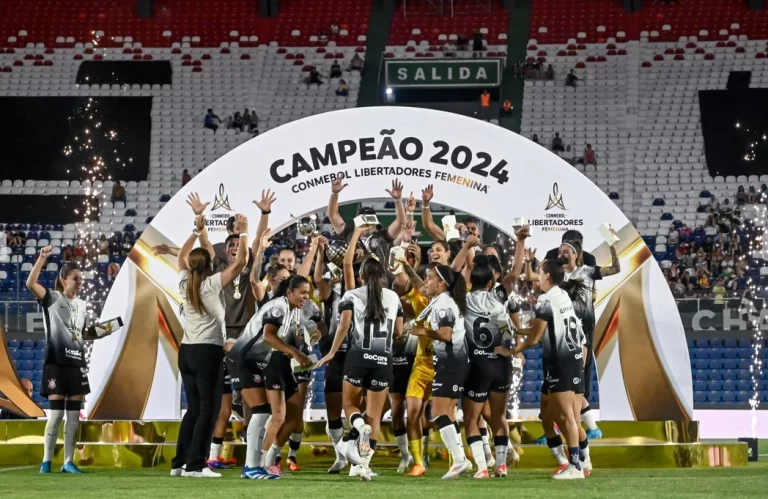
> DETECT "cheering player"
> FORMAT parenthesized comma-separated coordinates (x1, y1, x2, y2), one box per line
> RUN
(27, 246, 107, 474)
(502, 258, 589, 479)
(411, 264, 471, 479)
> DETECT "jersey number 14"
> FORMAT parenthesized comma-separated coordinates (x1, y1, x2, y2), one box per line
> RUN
(362, 319, 394, 354)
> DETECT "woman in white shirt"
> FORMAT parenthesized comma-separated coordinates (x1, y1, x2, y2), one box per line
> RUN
(171, 194, 249, 478)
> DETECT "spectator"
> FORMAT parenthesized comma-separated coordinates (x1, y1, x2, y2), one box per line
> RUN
(707, 194, 720, 212)
(531, 61, 541, 79)
(319, 30, 328, 42)
(122, 233, 134, 255)
(531, 133, 540, 144)
(349, 53, 364, 72)
(544, 64, 555, 80)
(98, 234, 109, 255)
(107, 262, 120, 282)
(551, 132, 565, 152)
(668, 226, 679, 245)
(736, 185, 747, 205)
(479, 89, 492, 121)
(203, 108, 221, 133)
(566, 69, 579, 87)
(109, 233, 122, 256)
(10, 231, 25, 247)
(249, 109, 259, 132)
(330, 22, 340, 36)
(457, 34, 470, 51)
(330, 60, 342, 79)
(500, 99, 513, 117)
(472, 31, 485, 54)
(182, 169, 192, 186)
(305, 68, 324, 86)
(443, 41, 457, 57)
(712, 278, 726, 308)
(748, 185, 759, 203)
(111, 180, 126, 204)
(62, 244, 73, 263)
(73, 239, 86, 264)
(335, 79, 350, 96)
(583, 144, 597, 168)
(720, 198, 733, 216)
(0, 379, 34, 419)
(231, 112, 243, 132)
(240, 108, 251, 133)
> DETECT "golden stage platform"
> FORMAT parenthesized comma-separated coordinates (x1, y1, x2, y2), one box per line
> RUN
(0, 420, 748, 469)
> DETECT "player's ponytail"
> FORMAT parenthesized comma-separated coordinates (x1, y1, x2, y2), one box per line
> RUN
(435, 264, 467, 315)
(362, 258, 387, 324)
(186, 248, 212, 315)
(469, 255, 495, 291)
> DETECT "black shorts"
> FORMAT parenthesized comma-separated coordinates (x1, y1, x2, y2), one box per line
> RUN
(221, 361, 233, 394)
(390, 361, 413, 396)
(295, 370, 312, 384)
(231, 357, 267, 391)
(263, 353, 299, 400)
(343, 354, 391, 392)
(540, 367, 549, 395)
(544, 359, 584, 395)
(324, 352, 346, 394)
(464, 356, 511, 403)
(41, 363, 90, 397)
(432, 357, 469, 399)
(583, 347, 595, 399)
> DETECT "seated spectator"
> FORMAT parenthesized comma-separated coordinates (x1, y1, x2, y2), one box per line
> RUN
(531, 133, 540, 144)
(696, 267, 710, 289)
(668, 226, 679, 245)
(531, 61, 541, 79)
(712, 278, 726, 307)
(122, 234, 134, 255)
(349, 53, 364, 72)
(330, 22, 340, 35)
(98, 234, 109, 255)
(748, 185, 759, 203)
(500, 99, 513, 117)
(457, 34, 470, 51)
(544, 64, 555, 80)
(566, 69, 579, 87)
(684, 282, 697, 297)
(182, 169, 192, 186)
(668, 277, 684, 297)
(107, 262, 121, 282)
(0, 379, 34, 419)
(62, 244, 74, 263)
(111, 180, 126, 204)
(203, 108, 221, 133)
(319, 31, 329, 42)
(241, 108, 251, 133)
(583, 144, 597, 167)
(443, 42, 457, 57)
(249, 109, 259, 135)
(720, 198, 733, 216)
(735, 185, 747, 205)
(330, 60, 342, 79)
(472, 32, 485, 54)
(10, 231, 25, 247)
(707, 194, 720, 212)
(305, 68, 324, 86)
(551, 132, 565, 152)
(231, 112, 243, 132)
(335, 79, 350, 96)
(73, 239, 86, 264)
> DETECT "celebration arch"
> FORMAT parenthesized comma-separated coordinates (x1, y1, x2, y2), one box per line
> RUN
(86, 107, 692, 421)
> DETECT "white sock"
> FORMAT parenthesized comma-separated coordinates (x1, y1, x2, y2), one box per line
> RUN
(350, 413, 366, 433)
(43, 409, 64, 462)
(438, 422, 466, 463)
(288, 432, 302, 459)
(246, 412, 270, 468)
(265, 444, 281, 467)
(581, 406, 598, 431)
(551, 445, 568, 466)
(495, 443, 508, 467)
(470, 438, 487, 471)
(208, 442, 222, 461)
(480, 431, 492, 458)
(329, 426, 345, 459)
(395, 433, 410, 459)
(581, 443, 591, 462)
(64, 409, 80, 464)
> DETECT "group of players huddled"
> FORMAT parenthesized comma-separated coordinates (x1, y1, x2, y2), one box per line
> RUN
(28, 177, 620, 481)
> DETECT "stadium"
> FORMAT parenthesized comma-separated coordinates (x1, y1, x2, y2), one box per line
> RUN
(0, 0, 767, 497)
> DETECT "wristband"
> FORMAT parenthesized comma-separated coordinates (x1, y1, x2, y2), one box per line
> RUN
(239, 233, 248, 238)
(406, 211, 414, 216)
(261, 210, 271, 215)
(423, 204, 431, 210)
(193, 229, 201, 236)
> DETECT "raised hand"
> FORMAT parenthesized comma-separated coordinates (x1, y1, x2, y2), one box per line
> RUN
(386, 179, 404, 200)
(401, 219, 416, 242)
(235, 214, 249, 234)
(525, 247, 537, 262)
(317, 236, 329, 249)
(421, 184, 434, 204)
(259, 228, 273, 249)
(39, 245, 53, 259)
(152, 244, 171, 256)
(195, 215, 206, 233)
(331, 176, 348, 194)
(253, 189, 277, 212)
(515, 224, 531, 240)
(186, 192, 210, 215)
(406, 192, 417, 212)
(465, 234, 480, 247)
(408, 243, 422, 267)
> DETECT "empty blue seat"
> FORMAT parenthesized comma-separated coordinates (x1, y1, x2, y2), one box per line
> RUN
(723, 369, 736, 380)
(738, 338, 752, 348)
(694, 370, 708, 380)
(723, 348, 738, 359)
(687, 339, 695, 349)
(523, 380, 537, 392)
(694, 391, 707, 403)
(737, 380, 752, 391)
(708, 379, 723, 391)
(694, 339, 709, 348)
(693, 380, 708, 391)
(709, 338, 723, 348)
(737, 347, 751, 359)
(528, 349, 541, 359)
(33, 359, 44, 370)
(528, 359, 541, 370)
(8, 339, 20, 349)
(34, 339, 45, 350)
(738, 369, 751, 380)
(17, 359, 33, 370)
(709, 359, 724, 369)
(33, 369, 43, 381)
(724, 359, 738, 369)
(18, 369, 33, 380)
(708, 369, 723, 380)
(708, 391, 722, 402)
(693, 359, 708, 369)
(522, 392, 536, 403)
(724, 339, 738, 348)
(33, 350, 45, 360)
(721, 391, 736, 403)
(709, 348, 724, 358)
(21, 340, 34, 349)
(19, 350, 34, 360)
(722, 380, 736, 391)
(9, 348, 19, 360)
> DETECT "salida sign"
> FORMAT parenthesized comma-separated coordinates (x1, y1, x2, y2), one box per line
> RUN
(385, 59, 503, 89)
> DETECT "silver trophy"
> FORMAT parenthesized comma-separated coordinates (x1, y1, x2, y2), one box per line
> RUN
(326, 238, 349, 267)
(297, 214, 318, 238)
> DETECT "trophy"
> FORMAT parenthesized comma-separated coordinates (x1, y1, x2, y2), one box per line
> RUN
(325, 238, 349, 267)
(297, 214, 318, 238)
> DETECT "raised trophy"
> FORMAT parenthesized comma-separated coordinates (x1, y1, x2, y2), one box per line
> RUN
(325, 238, 349, 268)
(297, 214, 318, 238)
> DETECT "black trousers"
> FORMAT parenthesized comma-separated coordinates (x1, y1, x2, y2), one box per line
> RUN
(172, 343, 224, 472)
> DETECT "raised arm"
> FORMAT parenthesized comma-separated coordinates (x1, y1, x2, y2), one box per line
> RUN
(420, 184, 446, 241)
(151, 244, 180, 257)
(220, 214, 249, 287)
(196, 215, 215, 261)
(385, 179, 405, 240)
(502, 225, 530, 293)
(397, 256, 425, 292)
(344, 226, 365, 291)
(250, 228, 271, 303)
(328, 177, 348, 234)
(298, 235, 320, 278)
(451, 234, 479, 272)
(252, 189, 276, 253)
(314, 237, 331, 303)
(523, 248, 538, 282)
(599, 227, 621, 277)
(26, 245, 53, 300)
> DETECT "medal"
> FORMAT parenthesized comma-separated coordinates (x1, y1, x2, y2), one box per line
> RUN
(233, 275, 242, 300)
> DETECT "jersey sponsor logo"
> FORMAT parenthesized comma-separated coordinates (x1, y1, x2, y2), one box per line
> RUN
(65, 348, 82, 359)
(343, 375, 362, 385)
(271, 384, 281, 390)
(392, 355, 409, 365)
(575, 352, 583, 360)
(572, 377, 580, 384)
(253, 374, 262, 383)
(471, 390, 488, 399)
(452, 385, 458, 392)
(468, 390, 474, 397)
(473, 349, 493, 357)
(230, 377, 241, 383)
(363, 353, 388, 364)
(371, 379, 378, 386)
(47, 378, 56, 390)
